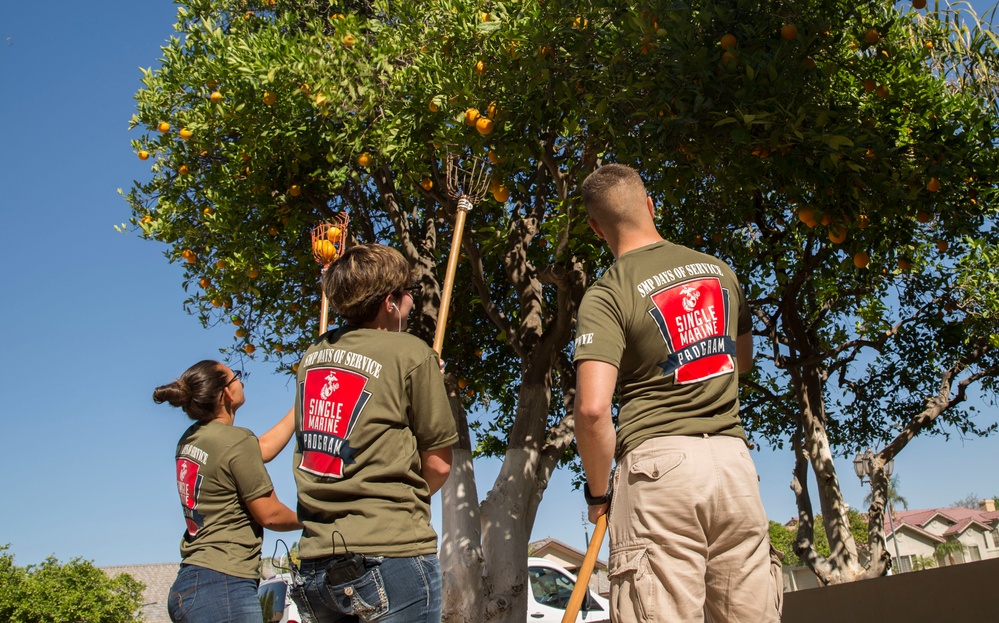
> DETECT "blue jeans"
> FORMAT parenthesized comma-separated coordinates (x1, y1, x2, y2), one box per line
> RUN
(167, 564, 262, 623)
(291, 554, 442, 623)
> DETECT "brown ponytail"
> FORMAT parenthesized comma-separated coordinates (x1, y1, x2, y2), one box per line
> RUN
(153, 360, 228, 423)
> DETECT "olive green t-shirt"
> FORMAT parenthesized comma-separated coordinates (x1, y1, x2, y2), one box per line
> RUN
(293, 326, 458, 560)
(175, 421, 273, 579)
(573, 241, 752, 459)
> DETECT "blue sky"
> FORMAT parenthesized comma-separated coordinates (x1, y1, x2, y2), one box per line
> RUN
(1, 1, 997, 568)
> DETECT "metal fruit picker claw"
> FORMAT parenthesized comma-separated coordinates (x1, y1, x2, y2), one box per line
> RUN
(432, 152, 490, 356)
(311, 212, 350, 335)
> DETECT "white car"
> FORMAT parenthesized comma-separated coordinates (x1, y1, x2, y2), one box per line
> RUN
(527, 557, 610, 623)
(258, 558, 610, 623)
(259, 573, 301, 623)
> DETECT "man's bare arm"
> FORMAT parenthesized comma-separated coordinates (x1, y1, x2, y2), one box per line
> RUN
(574, 359, 619, 523)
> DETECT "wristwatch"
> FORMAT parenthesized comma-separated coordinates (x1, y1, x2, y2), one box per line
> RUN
(584, 480, 613, 506)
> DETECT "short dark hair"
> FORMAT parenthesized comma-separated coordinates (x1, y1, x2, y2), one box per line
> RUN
(580, 164, 648, 226)
(322, 244, 412, 325)
(153, 360, 227, 423)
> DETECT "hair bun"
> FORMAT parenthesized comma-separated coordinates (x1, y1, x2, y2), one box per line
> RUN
(152, 381, 189, 408)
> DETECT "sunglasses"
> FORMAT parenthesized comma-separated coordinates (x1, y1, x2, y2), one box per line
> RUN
(221, 369, 243, 396)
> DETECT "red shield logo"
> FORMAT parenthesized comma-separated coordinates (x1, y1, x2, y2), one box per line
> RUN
(298, 367, 370, 478)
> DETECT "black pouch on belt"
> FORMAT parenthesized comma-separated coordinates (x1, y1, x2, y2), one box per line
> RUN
(324, 552, 366, 586)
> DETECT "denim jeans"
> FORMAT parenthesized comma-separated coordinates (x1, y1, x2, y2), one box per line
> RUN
(167, 563, 262, 623)
(291, 554, 442, 623)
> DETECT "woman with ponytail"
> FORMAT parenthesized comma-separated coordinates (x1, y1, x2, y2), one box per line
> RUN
(154, 360, 301, 623)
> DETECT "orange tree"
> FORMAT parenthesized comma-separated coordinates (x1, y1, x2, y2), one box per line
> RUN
(125, 0, 999, 612)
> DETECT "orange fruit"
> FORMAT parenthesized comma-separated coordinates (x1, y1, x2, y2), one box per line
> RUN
(476, 117, 495, 135)
(182, 249, 197, 263)
(540, 45, 554, 58)
(428, 100, 439, 112)
(721, 51, 738, 69)
(210, 91, 223, 103)
(863, 79, 876, 93)
(248, 267, 260, 279)
(820, 213, 832, 226)
(487, 102, 499, 119)
(178, 165, 190, 175)
(857, 214, 870, 229)
(235, 328, 247, 338)
(199, 277, 211, 288)
(180, 128, 193, 139)
(268, 225, 279, 236)
(926, 177, 940, 192)
(292, 363, 299, 372)
(314, 239, 338, 262)
(357, 152, 372, 167)
(327, 226, 342, 241)
(274, 344, 284, 352)
(231, 316, 244, 326)
(865, 29, 880, 44)
(488, 150, 502, 164)
(216, 259, 227, 269)
(913, 0, 927, 8)
(572, 17, 587, 29)
(263, 91, 277, 105)
(211, 299, 222, 307)
(898, 258, 912, 271)
(936, 240, 948, 252)
(781, 24, 797, 41)
(315, 93, 328, 106)
(720, 34, 737, 50)
(421, 178, 433, 190)
(853, 251, 870, 269)
(244, 344, 256, 355)
(465, 108, 481, 126)
(206, 80, 218, 90)
(492, 185, 510, 202)
(828, 226, 847, 244)
(138, 150, 150, 160)
(802, 57, 817, 70)
(474, 60, 485, 75)
(475, 348, 483, 357)
(876, 85, 889, 98)
(141, 215, 153, 224)
(157, 121, 170, 133)
(343, 34, 356, 47)
(290, 184, 302, 197)
(916, 210, 932, 223)
(797, 208, 818, 227)
(457, 378, 468, 389)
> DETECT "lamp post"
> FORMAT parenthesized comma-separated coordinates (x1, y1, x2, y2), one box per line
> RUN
(854, 449, 903, 572)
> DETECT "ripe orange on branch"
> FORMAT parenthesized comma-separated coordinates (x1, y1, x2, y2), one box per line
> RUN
(865, 29, 880, 44)
(179, 128, 193, 140)
(263, 91, 277, 105)
(926, 177, 941, 192)
(138, 150, 150, 160)
(343, 34, 356, 47)
(157, 121, 171, 133)
(781, 24, 797, 41)
(210, 91, 223, 103)
(465, 108, 481, 126)
(853, 251, 870, 269)
(720, 33, 737, 50)
(357, 152, 372, 167)
(475, 117, 494, 135)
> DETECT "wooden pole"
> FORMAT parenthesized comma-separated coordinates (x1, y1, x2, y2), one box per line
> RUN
(431, 203, 470, 356)
(560, 514, 607, 623)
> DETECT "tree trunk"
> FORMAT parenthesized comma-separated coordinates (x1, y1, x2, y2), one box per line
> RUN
(440, 379, 560, 623)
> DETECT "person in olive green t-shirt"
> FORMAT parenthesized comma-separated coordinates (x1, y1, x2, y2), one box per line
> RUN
(573, 165, 781, 623)
(289, 243, 457, 623)
(154, 360, 302, 623)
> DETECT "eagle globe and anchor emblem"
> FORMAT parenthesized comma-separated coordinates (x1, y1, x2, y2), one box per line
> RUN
(319, 371, 340, 400)
(680, 284, 701, 312)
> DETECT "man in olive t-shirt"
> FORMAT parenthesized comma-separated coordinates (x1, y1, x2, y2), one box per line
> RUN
(573, 165, 781, 622)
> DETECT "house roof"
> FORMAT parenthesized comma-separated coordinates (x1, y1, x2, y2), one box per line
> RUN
(528, 537, 608, 571)
(101, 562, 179, 623)
(886, 506, 998, 538)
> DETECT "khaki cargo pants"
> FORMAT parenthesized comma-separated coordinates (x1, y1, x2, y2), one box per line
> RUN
(607, 435, 783, 622)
